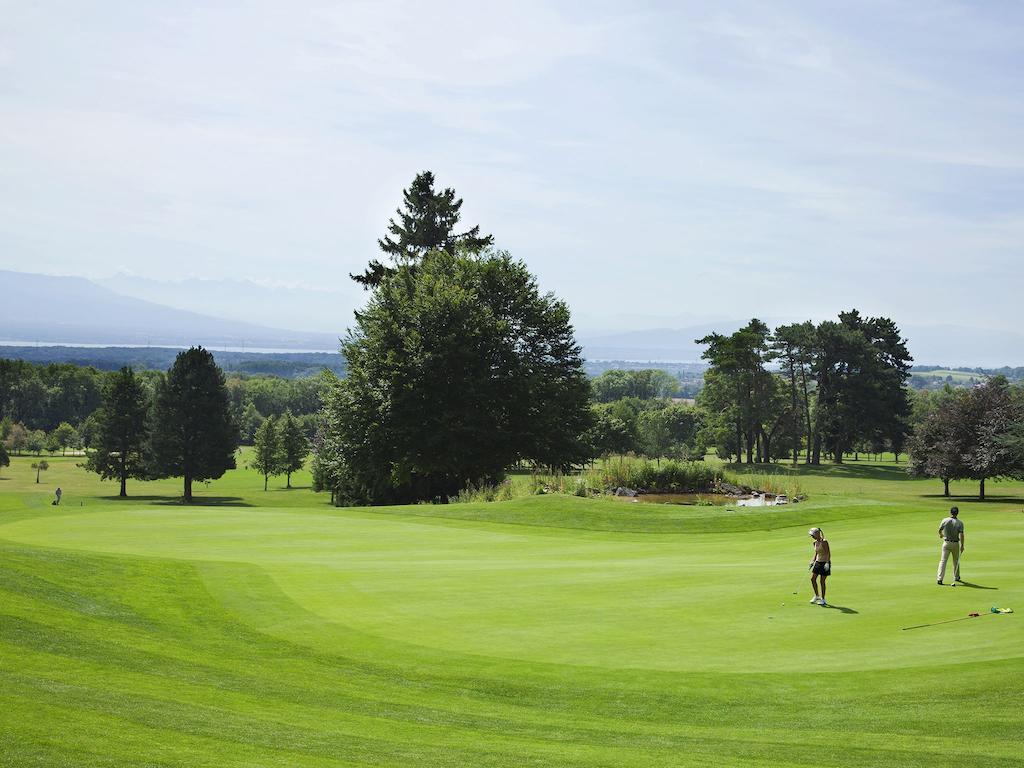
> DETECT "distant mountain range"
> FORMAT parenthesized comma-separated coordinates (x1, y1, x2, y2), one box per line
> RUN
(0, 270, 340, 350)
(3, 270, 1023, 367)
(96, 273, 361, 337)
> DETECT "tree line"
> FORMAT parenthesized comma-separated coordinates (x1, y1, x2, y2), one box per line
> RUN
(0, 347, 312, 501)
(7, 172, 1023, 506)
(0, 357, 326, 451)
(696, 313, 912, 464)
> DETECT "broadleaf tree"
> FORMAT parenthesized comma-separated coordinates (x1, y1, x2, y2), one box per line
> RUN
(250, 415, 282, 491)
(320, 248, 592, 505)
(278, 409, 309, 488)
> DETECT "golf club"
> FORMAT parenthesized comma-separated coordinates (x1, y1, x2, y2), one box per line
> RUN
(782, 566, 812, 606)
(792, 564, 811, 594)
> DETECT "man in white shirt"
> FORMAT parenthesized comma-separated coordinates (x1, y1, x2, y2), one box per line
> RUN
(936, 507, 964, 585)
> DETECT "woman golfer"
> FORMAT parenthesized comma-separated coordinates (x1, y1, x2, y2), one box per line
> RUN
(808, 527, 831, 606)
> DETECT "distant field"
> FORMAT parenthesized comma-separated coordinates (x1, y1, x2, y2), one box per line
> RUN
(911, 368, 985, 382)
(1, 454, 1022, 766)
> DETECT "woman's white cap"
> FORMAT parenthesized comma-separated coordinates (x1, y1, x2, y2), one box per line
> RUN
(808, 527, 821, 536)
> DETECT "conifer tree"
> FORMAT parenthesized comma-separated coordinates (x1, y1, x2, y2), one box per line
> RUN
(148, 347, 239, 502)
(351, 171, 494, 288)
(84, 367, 150, 497)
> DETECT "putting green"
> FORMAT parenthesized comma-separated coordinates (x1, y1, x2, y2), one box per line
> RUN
(2, 455, 1023, 767)
(2, 500, 1020, 673)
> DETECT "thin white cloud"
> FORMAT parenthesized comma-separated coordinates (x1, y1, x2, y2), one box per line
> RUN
(1, 0, 1023, 336)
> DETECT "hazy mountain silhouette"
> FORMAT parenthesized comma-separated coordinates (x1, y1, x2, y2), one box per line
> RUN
(0, 270, 340, 350)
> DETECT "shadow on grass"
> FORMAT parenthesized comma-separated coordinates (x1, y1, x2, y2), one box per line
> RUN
(920, 494, 1024, 505)
(957, 581, 998, 590)
(822, 603, 858, 614)
(99, 495, 252, 507)
(724, 462, 909, 482)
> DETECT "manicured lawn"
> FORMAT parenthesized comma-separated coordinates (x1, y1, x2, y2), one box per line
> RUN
(1, 454, 1022, 766)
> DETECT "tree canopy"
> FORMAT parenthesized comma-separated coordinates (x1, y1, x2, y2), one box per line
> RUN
(909, 377, 1024, 499)
(320, 247, 591, 505)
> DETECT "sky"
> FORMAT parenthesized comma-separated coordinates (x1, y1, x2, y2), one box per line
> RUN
(2, 1, 1023, 335)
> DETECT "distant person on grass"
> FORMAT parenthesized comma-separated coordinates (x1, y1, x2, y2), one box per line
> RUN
(808, 527, 831, 606)
(54, 487, 62, 506)
(937, 506, 964, 585)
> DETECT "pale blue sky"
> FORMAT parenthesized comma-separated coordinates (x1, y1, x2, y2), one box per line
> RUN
(2, 1, 1023, 334)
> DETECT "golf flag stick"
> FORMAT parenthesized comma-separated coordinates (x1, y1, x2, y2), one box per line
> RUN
(901, 612, 985, 631)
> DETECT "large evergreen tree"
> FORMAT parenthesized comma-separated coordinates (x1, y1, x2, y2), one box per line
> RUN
(772, 321, 817, 464)
(321, 249, 591, 505)
(697, 320, 775, 463)
(351, 171, 494, 289)
(83, 367, 150, 497)
(812, 311, 911, 464)
(148, 348, 239, 502)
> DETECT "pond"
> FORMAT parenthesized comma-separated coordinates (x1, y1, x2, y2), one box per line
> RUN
(613, 493, 735, 506)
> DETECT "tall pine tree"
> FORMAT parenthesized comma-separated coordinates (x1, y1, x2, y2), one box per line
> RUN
(149, 348, 239, 502)
(84, 367, 150, 497)
(351, 171, 494, 288)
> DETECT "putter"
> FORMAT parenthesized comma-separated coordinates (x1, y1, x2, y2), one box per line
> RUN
(792, 564, 811, 594)
(783, 566, 811, 606)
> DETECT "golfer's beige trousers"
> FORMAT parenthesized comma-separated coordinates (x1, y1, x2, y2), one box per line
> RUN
(937, 541, 961, 582)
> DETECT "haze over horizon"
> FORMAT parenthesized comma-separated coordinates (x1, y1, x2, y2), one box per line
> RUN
(3, 2, 1023, 337)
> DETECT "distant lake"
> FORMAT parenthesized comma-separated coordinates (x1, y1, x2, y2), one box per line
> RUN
(0, 340, 337, 354)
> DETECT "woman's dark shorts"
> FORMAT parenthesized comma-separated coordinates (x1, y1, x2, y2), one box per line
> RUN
(811, 561, 830, 576)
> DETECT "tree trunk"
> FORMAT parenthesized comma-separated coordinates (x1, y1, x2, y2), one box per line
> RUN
(833, 440, 844, 464)
(287, 472, 292, 489)
(943, 477, 949, 497)
(184, 474, 193, 503)
(36, 467, 40, 483)
(811, 433, 822, 465)
(119, 456, 127, 497)
(264, 473, 268, 491)
(979, 477, 985, 500)
(735, 417, 743, 464)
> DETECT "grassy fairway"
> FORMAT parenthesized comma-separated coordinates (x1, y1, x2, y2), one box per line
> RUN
(1, 456, 1022, 766)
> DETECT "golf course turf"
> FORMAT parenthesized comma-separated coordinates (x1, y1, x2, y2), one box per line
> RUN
(1, 455, 1021, 766)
